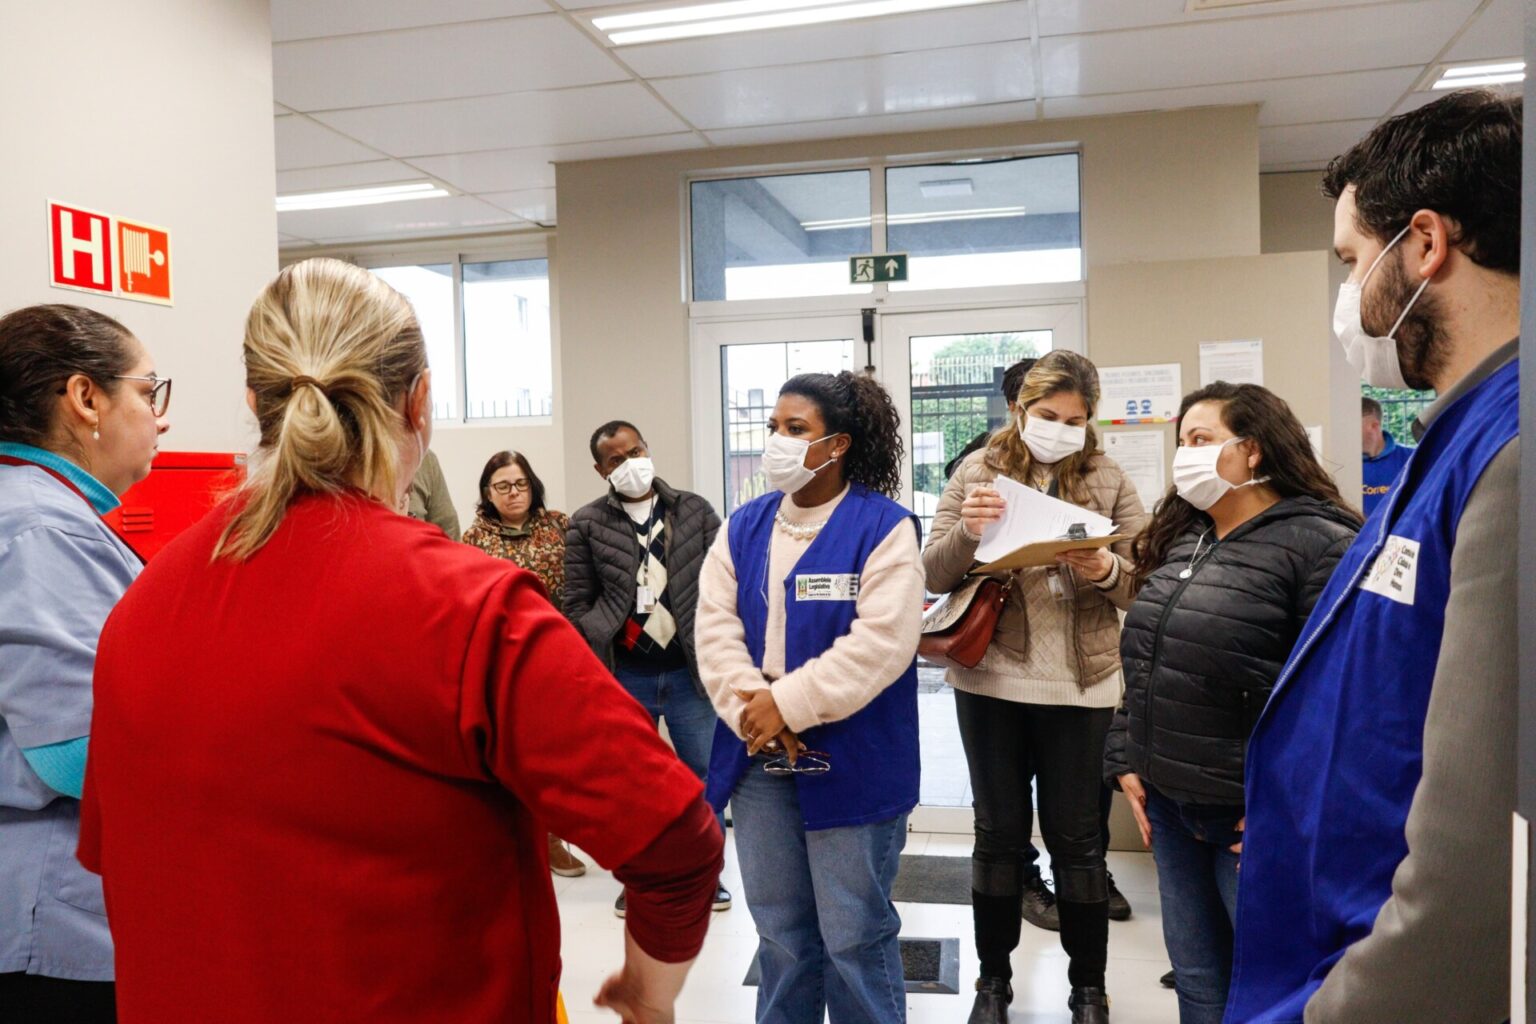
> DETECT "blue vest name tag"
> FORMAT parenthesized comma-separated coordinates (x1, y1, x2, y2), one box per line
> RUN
(795, 573, 860, 601)
(1360, 535, 1421, 606)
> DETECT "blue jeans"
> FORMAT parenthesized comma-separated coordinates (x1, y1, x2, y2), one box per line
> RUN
(612, 665, 724, 835)
(1144, 783, 1242, 1024)
(732, 761, 908, 1024)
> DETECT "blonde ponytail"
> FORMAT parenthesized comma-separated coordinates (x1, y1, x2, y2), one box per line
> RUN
(216, 258, 426, 560)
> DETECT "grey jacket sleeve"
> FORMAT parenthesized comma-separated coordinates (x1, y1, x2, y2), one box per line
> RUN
(562, 514, 599, 641)
(1305, 440, 1517, 1024)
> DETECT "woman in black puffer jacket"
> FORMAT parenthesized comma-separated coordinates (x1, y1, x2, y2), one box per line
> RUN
(1103, 382, 1360, 1024)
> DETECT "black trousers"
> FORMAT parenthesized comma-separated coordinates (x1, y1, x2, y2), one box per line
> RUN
(956, 689, 1113, 989)
(0, 973, 115, 1023)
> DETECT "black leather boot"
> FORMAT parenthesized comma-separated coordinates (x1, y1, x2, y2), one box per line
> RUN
(967, 976, 1012, 1024)
(1069, 986, 1110, 1024)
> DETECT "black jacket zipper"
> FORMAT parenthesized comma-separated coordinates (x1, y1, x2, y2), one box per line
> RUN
(1142, 538, 1220, 756)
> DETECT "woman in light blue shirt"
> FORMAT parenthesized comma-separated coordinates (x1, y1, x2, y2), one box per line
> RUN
(0, 304, 169, 1020)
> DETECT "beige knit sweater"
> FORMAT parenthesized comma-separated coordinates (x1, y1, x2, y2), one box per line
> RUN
(923, 450, 1147, 709)
(695, 486, 926, 739)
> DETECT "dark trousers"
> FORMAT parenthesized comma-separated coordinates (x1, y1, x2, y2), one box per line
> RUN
(1020, 763, 1115, 880)
(956, 690, 1112, 989)
(0, 973, 115, 1023)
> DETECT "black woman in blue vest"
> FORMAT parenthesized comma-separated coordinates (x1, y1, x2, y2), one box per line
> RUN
(696, 371, 926, 1024)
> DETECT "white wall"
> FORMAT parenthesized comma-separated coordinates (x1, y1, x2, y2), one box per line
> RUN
(0, 0, 278, 454)
(1260, 170, 1363, 502)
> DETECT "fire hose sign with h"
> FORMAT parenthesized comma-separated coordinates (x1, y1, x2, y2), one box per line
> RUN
(49, 201, 173, 306)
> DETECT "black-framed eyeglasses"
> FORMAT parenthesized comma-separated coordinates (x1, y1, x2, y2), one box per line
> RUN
(114, 375, 172, 417)
(763, 749, 831, 776)
(489, 479, 531, 496)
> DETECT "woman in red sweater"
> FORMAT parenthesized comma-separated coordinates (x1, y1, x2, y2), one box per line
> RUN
(79, 258, 722, 1024)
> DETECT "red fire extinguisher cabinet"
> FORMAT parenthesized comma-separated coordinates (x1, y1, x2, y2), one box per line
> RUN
(102, 451, 247, 562)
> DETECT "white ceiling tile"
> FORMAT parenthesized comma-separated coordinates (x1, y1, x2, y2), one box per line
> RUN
(271, 0, 549, 43)
(1041, 0, 1479, 96)
(702, 99, 1037, 147)
(619, 2, 1031, 78)
(278, 195, 531, 243)
(411, 133, 705, 192)
(653, 41, 1033, 130)
(1260, 119, 1378, 169)
(311, 84, 692, 157)
(274, 17, 626, 111)
(478, 188, 557, 224)
(274, 115, 383, 170)
(1043, 66, 1422, 127)
(1445, 0, 1523, 61)
(276, 159, 428, 193)
(1036, 0, 1410, 36)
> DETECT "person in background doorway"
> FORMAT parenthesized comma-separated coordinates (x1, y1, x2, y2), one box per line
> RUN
(1226, 88, 1520, 1024)
(696, 370, 925, 1024)
(0, 304, 170, 1023)
(925, 351, 1147, 1024)
(944, 357, 1037, 479)
(80, 259, 722, 1024)
(406, 447, 460, 539)
(462, 449, 585, 878)
(1104, 382, 1359, 1024)
(1359, 396, 1414, 517)
(565, 421, 731, 918)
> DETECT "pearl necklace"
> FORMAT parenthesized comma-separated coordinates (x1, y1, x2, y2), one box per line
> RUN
(774, 508, 828, 541)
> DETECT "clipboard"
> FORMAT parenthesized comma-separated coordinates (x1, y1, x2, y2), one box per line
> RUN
(971, 534, 1126, 576)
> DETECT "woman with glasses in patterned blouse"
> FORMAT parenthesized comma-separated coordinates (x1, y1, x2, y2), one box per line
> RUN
(462, 448, 584, 877)
(463, 451, 570, 611)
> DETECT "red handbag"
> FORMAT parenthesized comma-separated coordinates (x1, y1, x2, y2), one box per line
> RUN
(918, 574, 1014, 671)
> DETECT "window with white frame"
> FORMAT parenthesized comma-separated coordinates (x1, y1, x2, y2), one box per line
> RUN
(688, 153, 1082, 303)
(368, 254, 553, 423)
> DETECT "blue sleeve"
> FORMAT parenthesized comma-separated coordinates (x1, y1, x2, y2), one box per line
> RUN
(0, 526, 134, 750)
(20, 737, 89, 798)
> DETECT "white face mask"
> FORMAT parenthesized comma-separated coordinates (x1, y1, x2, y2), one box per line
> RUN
(607, 456, 654, 499)
(1020, 415, 1088, 465)
(761, 432, 840, 494)
(1332, 223, 1433, 389)
(1172, 437, 1269, 511)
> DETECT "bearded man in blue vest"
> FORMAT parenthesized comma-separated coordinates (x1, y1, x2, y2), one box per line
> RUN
(1226, 88, 1520, 1024)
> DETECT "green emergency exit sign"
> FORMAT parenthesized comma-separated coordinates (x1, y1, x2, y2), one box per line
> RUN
(849, 253, 908, 284)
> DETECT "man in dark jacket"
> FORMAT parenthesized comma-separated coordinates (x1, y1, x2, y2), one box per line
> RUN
(565, 420, 730, 916)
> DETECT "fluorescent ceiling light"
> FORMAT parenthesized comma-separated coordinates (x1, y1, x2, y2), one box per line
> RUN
(801, 205, 1026, 230)
(1428, 60, 1524, 90)
(594, 0, 1008, 45)
(276, 182, 450, 212)
(919, 178, 974, 198)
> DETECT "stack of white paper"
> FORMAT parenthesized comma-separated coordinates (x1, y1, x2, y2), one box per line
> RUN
(973, 475, 1115, 564)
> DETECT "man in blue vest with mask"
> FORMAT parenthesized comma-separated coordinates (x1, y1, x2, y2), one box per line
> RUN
(1226, 88, 1520, 1023)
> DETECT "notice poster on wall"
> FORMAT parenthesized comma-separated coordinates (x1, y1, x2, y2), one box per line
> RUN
(1098, 363, 1182, 424)
(1199, 339, 1264, 387)
(1104, 430, 1167, 506)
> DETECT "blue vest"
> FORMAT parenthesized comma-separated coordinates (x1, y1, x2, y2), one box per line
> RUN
(1225, 359, 1519, 1023)
(705, 486, 921, 830)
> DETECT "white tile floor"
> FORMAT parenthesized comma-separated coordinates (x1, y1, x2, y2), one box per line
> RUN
(556, 831, 1177, 1024)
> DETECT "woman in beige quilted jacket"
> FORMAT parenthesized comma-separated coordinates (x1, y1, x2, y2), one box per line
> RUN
(923, 350, 1146, 1024)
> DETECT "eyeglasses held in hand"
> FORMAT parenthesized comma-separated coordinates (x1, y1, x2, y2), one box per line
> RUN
(763, 749, 831, 776)
(490, 480, 531, 495)
(114, 375, 173, 417)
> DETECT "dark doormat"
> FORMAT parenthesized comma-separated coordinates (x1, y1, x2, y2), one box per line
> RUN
(890, 853, 972, 906)
(742, 937, 961, 995)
